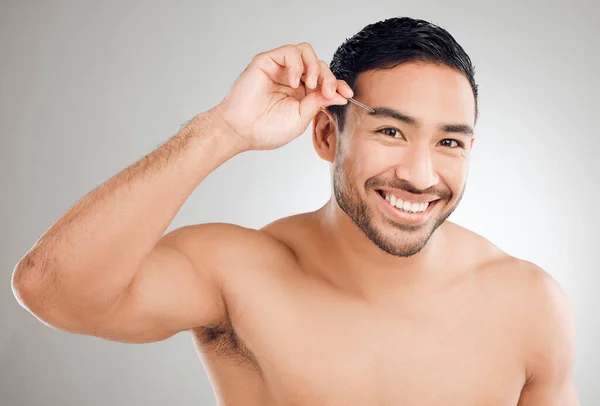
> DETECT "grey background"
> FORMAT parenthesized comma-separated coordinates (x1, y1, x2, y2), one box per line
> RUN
(1, 0, 598, 405)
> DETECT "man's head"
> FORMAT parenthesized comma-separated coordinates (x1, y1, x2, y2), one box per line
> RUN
(314, 17, 478, 257)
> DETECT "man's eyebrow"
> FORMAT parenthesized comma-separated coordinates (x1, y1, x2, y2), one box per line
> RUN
(368, 106, 421, 126)
(367, 106, 474, 137)
(440, 123, 474, 137)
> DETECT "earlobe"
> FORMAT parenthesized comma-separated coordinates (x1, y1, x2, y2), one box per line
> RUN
(312, 110, 337, 163)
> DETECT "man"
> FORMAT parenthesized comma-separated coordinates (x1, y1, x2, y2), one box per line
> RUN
(12, 17, 578, 405)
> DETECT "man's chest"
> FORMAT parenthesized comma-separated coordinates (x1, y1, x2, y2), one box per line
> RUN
(199, 268, 527, 405)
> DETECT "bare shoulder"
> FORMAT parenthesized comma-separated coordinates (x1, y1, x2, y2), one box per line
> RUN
(164, 222, 299, 280)
(445, 222, 573, 327)
(442, 221, 507, 269)
(449, 223, 568, 293)
(161, 215, 315, 291)
(448, 222, 569, 295)
(168, 221, 288, 250)
(447, 222, 576, 385)
(481, 248, 577, 400)
(500, 257, 576, 370)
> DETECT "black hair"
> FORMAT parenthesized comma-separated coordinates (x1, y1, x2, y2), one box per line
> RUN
(328, 17, 479, 132)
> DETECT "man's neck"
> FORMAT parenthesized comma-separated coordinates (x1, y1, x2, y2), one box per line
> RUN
(312, 198, 450, 303)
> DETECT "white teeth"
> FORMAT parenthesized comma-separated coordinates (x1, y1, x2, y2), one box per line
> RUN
(382, 192, 430, 213)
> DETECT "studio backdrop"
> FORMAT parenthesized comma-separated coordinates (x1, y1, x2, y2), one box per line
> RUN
(1, 1, 598, 405)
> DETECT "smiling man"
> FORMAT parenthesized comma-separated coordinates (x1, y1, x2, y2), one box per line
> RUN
(12, 17, 578, 405)
(327, 63, 476, 258)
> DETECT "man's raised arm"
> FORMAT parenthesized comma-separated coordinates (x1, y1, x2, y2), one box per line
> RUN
(11, 42, 353, 343)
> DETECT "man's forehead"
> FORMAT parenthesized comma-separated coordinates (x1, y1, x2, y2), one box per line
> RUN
(352, 62, 476, 127)
(354, 61, 465, 91)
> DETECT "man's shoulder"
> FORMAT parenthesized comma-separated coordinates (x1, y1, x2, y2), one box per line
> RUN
(456, 223, 575, 365)
(445, 222, 565, 302)
(443, 221, 506, 267)
(495, 258, 576, 388)
(454, 225, 576, 377)
(167, 221, 299, 272)
(480, 253, 564, 302)
(500, 258, 574, 339)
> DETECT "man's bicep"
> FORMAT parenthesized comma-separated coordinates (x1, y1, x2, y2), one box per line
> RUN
(92, 223, 266, 343)
(89, 223, 288, 343)
(517, 264, 579, 405)
(90, 227, 228, 343)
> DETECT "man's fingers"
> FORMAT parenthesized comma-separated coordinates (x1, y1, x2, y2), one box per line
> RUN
(299, 90, 348, 128)
(296, 42, 320, 90)
(336, 79, 354, 99)
(249, 42, 353, 100)
(252, 44, 304, 88)
(316, 60, 340, 99)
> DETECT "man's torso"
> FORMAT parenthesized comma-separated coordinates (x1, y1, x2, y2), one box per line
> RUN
(189, 213, 532, 405)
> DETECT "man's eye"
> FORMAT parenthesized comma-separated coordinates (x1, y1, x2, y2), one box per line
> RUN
(439, 139, 464, 148)
(377, 128, 403, 139)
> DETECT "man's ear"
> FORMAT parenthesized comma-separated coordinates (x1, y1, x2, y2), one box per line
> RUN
(312, 109, 337, 163)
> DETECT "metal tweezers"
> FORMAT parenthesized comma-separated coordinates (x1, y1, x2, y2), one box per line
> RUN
(346, 97, 375, 113)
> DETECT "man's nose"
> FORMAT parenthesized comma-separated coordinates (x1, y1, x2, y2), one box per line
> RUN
(394, 145, 439, 191)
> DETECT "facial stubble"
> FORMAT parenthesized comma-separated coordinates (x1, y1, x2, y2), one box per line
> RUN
(332, 155, 465, 257)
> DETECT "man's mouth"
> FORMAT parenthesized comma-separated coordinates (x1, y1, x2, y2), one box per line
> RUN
(376, 190, 438, 212)
(374, 189, 441, 225)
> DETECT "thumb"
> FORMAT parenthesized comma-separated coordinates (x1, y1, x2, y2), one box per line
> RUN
(298, 91, 348, 130)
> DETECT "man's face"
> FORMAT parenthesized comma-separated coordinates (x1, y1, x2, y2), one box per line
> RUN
(332, 61, 476, 257)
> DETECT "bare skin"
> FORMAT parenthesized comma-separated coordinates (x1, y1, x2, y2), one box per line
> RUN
(12, 43, 578, 405)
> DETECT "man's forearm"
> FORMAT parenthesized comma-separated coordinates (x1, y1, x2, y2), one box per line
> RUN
(12, 107, 246, 318)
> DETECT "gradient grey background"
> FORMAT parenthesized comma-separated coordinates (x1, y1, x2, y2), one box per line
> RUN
(1, 1, 598, 405)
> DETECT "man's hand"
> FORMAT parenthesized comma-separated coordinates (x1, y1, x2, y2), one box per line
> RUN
(216, 42, 354, 151)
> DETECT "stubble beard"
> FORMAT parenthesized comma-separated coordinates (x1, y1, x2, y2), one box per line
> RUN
(332, 159, 465, 257)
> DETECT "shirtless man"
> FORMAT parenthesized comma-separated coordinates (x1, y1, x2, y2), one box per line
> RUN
(12, 17, 578, 405)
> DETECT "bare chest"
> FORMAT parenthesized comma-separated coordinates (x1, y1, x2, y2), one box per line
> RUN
(195, 270, 526, 405)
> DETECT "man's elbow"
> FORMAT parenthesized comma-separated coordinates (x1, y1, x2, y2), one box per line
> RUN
(12, 256, 48, 312)
(11, 257, 111, 335)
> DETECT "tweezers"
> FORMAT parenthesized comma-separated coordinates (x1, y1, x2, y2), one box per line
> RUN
(346, 98, 375, 113)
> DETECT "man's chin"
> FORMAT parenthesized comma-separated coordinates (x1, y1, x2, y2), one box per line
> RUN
(371, 234, 430, 257)
(355, 216, 432, 257)
(385, 218, 430, 232)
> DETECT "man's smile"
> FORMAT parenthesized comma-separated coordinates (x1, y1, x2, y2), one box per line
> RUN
(375, 189, 441, 226)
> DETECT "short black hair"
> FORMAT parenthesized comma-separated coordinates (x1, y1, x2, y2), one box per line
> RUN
(328, 17, 479, 132)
